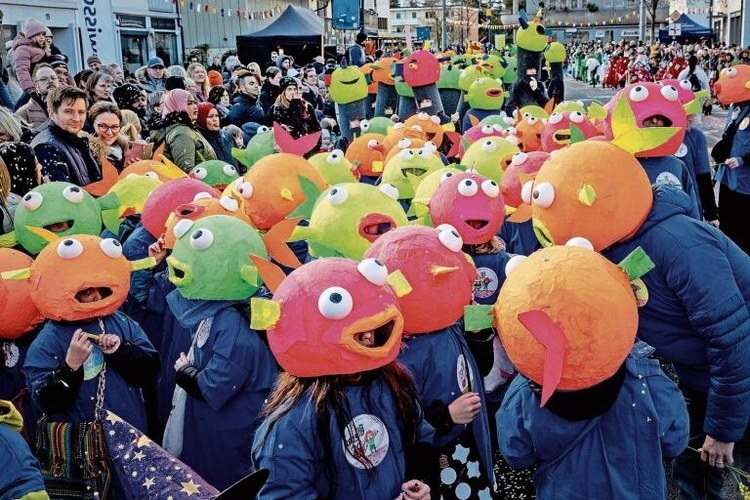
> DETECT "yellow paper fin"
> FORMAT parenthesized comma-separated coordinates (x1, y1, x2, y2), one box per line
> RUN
(386, 269, 412, 297)
(1, 268, 30, 280)
(587, 101, 607, 120)
(0, 231, 17, 248)
(250, 297, 281, 330)
(24, 226, 59, 243)
(131, 257, 157, 271)
(578, 183, 597, 206)
(430, 265, 459, 276)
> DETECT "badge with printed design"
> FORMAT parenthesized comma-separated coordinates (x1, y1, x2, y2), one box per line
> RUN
(83, 346, 104, 380)
(655, 171, 682, 189)
(195, 317, 213, 348)
(675, 143, 688, 158)
(732, 107, 741, 120)
(342, 414, 389, 468)
(2, 341, 20, 368)
(740, 117, 749, 131)
(456, 354, 474, 393)
(630, 278, 649, 307)
(472, 267, 499, 300)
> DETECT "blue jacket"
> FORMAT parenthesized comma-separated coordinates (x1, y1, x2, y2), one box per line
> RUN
(252, 375, 435, 500)
(638, 156, 701, 220)
(678, 127, 711, 177)
(715, 103, 750, 194)
(500, 219, 540, 256)
(0, 422, 48, 500)
(498, 342, 689, 500)
(603, 185, 750, 442)
(167, 290, 278, 490)
(24, 312, 157, 432)
(399, 322, 495, 483)
(469, 249, 511, 306)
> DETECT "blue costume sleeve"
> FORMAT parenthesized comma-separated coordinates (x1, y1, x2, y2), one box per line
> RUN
(497, 376, 538, 469)
(196, 309, 259, 411)
(0, 424, 48, 500)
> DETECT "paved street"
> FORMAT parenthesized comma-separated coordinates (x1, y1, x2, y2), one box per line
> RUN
(561, 76, 728, 150)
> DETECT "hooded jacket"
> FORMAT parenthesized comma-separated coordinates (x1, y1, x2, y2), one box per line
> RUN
(10, 33, 47, 93)
(603, 184, 750, 442)
(0, 400, 49, 500)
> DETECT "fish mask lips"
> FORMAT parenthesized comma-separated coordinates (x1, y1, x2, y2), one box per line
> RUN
(340, 305, 403, 358)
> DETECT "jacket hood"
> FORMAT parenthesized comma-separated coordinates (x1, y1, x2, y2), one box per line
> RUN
(0, 400, 23, 433)
(12, 33, 37, 50)
(628, 184, 693, 241)
(167, 289, 243, 329)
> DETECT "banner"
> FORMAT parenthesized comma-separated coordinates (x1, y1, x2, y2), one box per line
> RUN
(77, 0, 117, 66)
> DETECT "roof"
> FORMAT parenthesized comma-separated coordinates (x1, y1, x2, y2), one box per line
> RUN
(237, 5, 323, 43)
(658, 13, 713, 42)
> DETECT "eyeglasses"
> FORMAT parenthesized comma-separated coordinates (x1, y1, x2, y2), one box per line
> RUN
(36, 76, 59, 83)
(96, 123, 121, 133)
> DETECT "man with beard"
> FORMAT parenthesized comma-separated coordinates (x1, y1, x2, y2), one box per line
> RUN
(113, 82, 149, 138)
(16, 63, 58, 131)
(227, 71, 265, 129)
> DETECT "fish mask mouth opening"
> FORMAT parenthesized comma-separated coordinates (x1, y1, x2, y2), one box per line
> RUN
(341, 78, 360, 85)
(532, 219, 555, 247)
(74, 286, 113, 303)
(553, 130, 571, 144)
(486, 89, 503, 98)
(167, 256, 192, 285)
(353, 320, 395, 348)
(465, 219, 489, 230)
(425, 132, 437, 141)
(44, 219, 74, 233)
(641, 114, 673, 127)
(359, 214, 397, 242)
(401, 167, 427, 177)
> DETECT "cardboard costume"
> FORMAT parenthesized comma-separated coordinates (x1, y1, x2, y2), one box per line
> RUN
(308, 149, 359, 185)
(372, 57, 399, 118)
(460, 136, 519, 183)
(0, 249, 43, 340)
(329, 65, 369, 141)
(544, 42, 566, 105)
(344, 133, 387, 180)
(511, 10, 550, 108)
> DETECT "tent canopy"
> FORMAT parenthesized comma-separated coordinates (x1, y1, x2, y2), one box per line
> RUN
(658, 14, 714, 43)
(238, 5, 322, 44)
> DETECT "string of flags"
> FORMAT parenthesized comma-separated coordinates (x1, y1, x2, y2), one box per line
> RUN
(169, 0, 283, 20)
(489, 8, 712, 30)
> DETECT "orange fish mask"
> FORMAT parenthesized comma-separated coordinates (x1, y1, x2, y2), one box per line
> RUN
(364, 225, 477, 334)
(494, 244, 638, 405)
(250, 257, 407, 377)
(345, 133, 387, 178)
(0, 249, 44, 339)
(2, 235, 155, 322)
(501, 151, 550, 209)
(713, 65, 750, 106)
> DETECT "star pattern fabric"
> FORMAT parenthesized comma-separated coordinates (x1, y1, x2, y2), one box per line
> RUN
(103, 410, 220, 499)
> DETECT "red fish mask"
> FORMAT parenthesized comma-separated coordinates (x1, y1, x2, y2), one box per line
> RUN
(540, 111, 598, 152)
(501, 151, 550, 208)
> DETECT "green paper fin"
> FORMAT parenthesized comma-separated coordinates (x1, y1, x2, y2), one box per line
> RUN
(464, 304, 494, 331)
(240, 264, 260, 287)
(250, 297, 281, 330)
(1, 268, 31, 280)
(386, 269, 412, 297)
(0, 230, 17, 248)
(587, 101, 607, 120)
(288, 224, 312, 243)
(610, 94, 681, 154)
(307, 240, 344, 258)
(96, 191, 120, 211)
(618, 246, 655, 281)
(131, 257, 157, 271)
(288, 175, 322, 220)
(570, 123, 585, 144)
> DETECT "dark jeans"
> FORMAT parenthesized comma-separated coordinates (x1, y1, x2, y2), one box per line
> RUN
(718, 183, 750, 256)
(674, 384, 750, 499)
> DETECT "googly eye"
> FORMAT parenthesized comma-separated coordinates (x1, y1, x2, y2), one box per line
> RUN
(492, 124, 505, 132)
(399, 149, 415, 160)
(219, 196, 239, 212)
(397, 138, 412, 149)
(57, 238, 83, 260)
(569, 111, 584, 123)
(548, 112, 563, 124)
(367, 139, 380, 149)
(436, 224, 463, 252)
(328, 149, 344, 164)
(520, 180, 534, 204)
(504, 254, 527, 277)
(430, 115, 441, 124)
(457, 178, 479, 197)
(393, 122, 405, 130)
(22, 191, 43, 211)
(481, 139, 497, 152)
(531, 182, 555, 208)
(475, 77, 485, 85)
(481, 179, 500, 197)
(511, 152, 529, 166)
(62, 185, 85, 204)
(527, 116, 538, 125)
(629, 85, 649, 102)
(459, 69, 468, 78)
(660, 85, 679, 101)
(192, 167, 208, 180)
(440, 172, 455, 183)
(190, 192, 210, 202)
(417, 112, 429, 120)
(423, 141, 437, 152)
(357, 258, 389, 286)
(679, 79, 692, 91)
(189, 228, 214, 250)
(317, 286, 353, 320)
(327, 186, 349, 206)
(126, 173, 139, 179)
(173, 219, 194, 240)
(505, 135, 520, 146)
(237, 182, 253, 200)
(222, 164, 238, 177)
(99, 238, 123, 259)
(360, 119, 370, 132)
(144, 171, 159, 180)
(417, 148, 431, 158)
(523, 112, 532, 119)
(257, 125, 270, 134)
(726, 67, 737, 78)
(481, 125, 494, 134)
(565, 236, 594, 250)
(379, 183, 399, 200)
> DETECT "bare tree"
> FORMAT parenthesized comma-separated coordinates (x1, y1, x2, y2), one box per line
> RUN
(643, 0, 667, 42)
(423, 0, 444, 45)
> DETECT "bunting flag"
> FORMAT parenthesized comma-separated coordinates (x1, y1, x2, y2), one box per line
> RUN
(176, 2, 282, 18)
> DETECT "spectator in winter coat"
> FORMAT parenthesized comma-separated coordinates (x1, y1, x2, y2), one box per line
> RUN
(10, 18, 50, 98)
(16, 63, 58, 131)
(196, 102, 237, 168)
(227, 71, 265, 129)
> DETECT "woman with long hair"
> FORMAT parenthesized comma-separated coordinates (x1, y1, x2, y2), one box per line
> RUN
(207, 86, 231, 126)
(269, 76, 320, 139)
(195, 102, 237, 167)
(186, 63, 210, 103)
(88, 101, 128, 171)
(149, 88, 216, 171)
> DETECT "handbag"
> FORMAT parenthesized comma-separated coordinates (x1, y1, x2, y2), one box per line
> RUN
(35, 319, 112, 500)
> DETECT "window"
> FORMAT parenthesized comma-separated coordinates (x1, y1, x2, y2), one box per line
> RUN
(412, 12, 417, 18)
(396, 12, 402, 18)
(378, 17, 389, 29)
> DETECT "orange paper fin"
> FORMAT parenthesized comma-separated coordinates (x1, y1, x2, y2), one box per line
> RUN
(263, 217, 304, 269)
(506, 203, 532, 223)
(248, 253, 286, 294)
(84, 157, 119, 196)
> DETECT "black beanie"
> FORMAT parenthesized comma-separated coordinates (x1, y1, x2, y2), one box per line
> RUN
(113, 83, 143, 109)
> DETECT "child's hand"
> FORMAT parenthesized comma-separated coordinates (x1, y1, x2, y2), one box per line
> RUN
(66, 329, 93, 370)
(99, 334, 121, 354)
(396, 480, 430, 500)
(174, 352, 190, 372)
(148, 237, 167, 263)
(448, 392, 482, 425)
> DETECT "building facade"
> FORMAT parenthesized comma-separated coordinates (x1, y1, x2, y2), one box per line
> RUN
(389, 5, 480, 47)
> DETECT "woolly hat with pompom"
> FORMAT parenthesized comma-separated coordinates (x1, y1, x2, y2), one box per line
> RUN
(23, 18, 47, 38)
